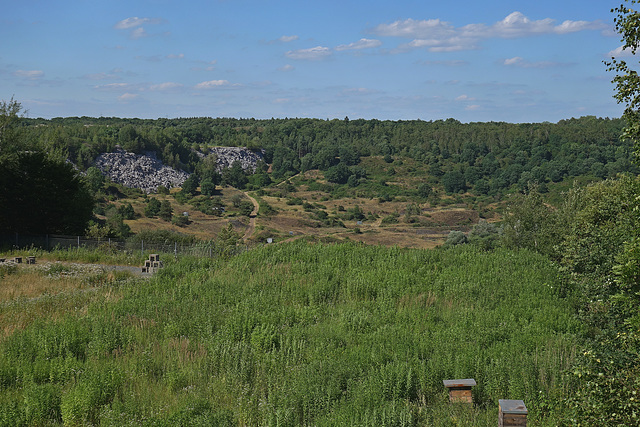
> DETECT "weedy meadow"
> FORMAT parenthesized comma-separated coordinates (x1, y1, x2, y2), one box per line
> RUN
(0, 241, 580, 426)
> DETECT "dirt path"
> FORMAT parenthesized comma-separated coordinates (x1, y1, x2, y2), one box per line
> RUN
(242, 192, 260, 241)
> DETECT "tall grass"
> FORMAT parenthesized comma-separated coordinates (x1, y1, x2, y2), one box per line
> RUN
(0, 241, 581, 425)
(2, 246, 144, 266)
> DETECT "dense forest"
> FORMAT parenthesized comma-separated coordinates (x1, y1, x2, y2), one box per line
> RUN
(18, 115, 637, 196)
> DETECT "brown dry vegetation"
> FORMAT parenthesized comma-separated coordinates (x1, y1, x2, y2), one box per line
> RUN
(0, 262, 131, 341)
(119, 189, 487, 247)
(0, 269, 84, 302)
(104, 161, 500, 248)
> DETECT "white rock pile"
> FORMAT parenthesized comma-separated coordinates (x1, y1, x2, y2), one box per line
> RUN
(202, 146, 265, 173)
(93, 146, 265, 193)
(94, 148, 189, 193)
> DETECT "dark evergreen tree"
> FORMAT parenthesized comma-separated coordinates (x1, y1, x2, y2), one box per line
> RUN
(0, 152, 94, 234)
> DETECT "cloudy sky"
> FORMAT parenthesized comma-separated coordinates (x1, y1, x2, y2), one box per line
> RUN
(1, 0, 630, 122)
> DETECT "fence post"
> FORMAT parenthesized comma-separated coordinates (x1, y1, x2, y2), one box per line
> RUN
(77, 236, 80, 250)
(174, 242, 177, 260)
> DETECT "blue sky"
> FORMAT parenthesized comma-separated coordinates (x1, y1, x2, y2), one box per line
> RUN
(1, 0, 629, 122)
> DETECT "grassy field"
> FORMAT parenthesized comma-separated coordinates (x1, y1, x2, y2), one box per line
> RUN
(0, 242, 580, 426)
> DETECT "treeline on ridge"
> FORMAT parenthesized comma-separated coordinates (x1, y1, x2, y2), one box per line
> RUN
(19, 115, 638, 196)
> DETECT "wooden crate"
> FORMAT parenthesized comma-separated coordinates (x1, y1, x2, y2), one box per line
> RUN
(443, 379, 476, 403)
(499, 399, 527, 426)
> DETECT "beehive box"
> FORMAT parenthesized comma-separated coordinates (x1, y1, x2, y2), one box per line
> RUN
(443, 379, 476, 403)
(142, 254, 163, 274)
(499, 399, 527, 426)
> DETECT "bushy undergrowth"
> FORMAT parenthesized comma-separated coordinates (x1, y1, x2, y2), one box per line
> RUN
(0, 242, 580, 425)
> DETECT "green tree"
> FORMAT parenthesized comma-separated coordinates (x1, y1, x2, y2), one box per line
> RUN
(0, 97, 24, 157)
(158, 200, 173, 221)
(324, 162, 350, 184)
(197, 154, 222, 185)
(566, 8, 640, 418)
(501, 185, 558, 257)
(467, 220, 503, 251)
(180, 175, 199, 197)
(85, 167, 105, 193)
(0, 152, 94, 234)
(222, 161, 248, 189)
(200, 178, 216, 196)
(606, 0, 640, 160)
(443, 230, 467, 247)
(441, 170, 466, 193)
(105, 212, 132, 238)
(216, 223, 241, 258)
(117, 202, 135, 220)
(417, 183, 432, 199)
(145, 197, 161, 217)
(238, 200, 254, 217)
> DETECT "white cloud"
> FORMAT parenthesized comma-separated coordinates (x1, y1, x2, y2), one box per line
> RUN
(278, 64, 295, 72)
(372, 18, 454, 38)
(372, 11, 605, 52)
(462, 12, 604, 39)
(607, 45, 636, 57)
(285, 46, 332, 60)
(166, 53, 185, 59)
(149, 82, 183, 91)
(466, 104, 481, 111)
(335, 38, 382, 51)
(114, 16, 163, 39)
(194, 80, 240, 89)
(406, 37, 472, 52)
(118, 93, 139, 101)
(502, 56, 569, 68)
(94, 82, 134, 91)
(554, 19, 602, 34)
(455, 94, 475, 101)
(131, 27, 148, 39)
(14, 70, 44, 79)
(114, 17, 159, 30)
(279, 35, 299, 43)
(504, 57, 523, 66)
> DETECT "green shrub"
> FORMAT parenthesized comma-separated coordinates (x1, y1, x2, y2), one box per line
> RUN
(443, 230, 467, 246)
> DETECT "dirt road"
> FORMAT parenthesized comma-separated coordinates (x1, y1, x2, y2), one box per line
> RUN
(241, 192, 260, 241)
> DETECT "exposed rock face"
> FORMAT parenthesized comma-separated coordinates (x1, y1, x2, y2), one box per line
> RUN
(200, 146, 265, 173)
(93, 146, 265, 193)
(94, 149, 189, 193)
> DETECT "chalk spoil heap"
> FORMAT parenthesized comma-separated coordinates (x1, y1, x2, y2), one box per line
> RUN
(200, 146, 265, 173)
(94, 149, 189, 193)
